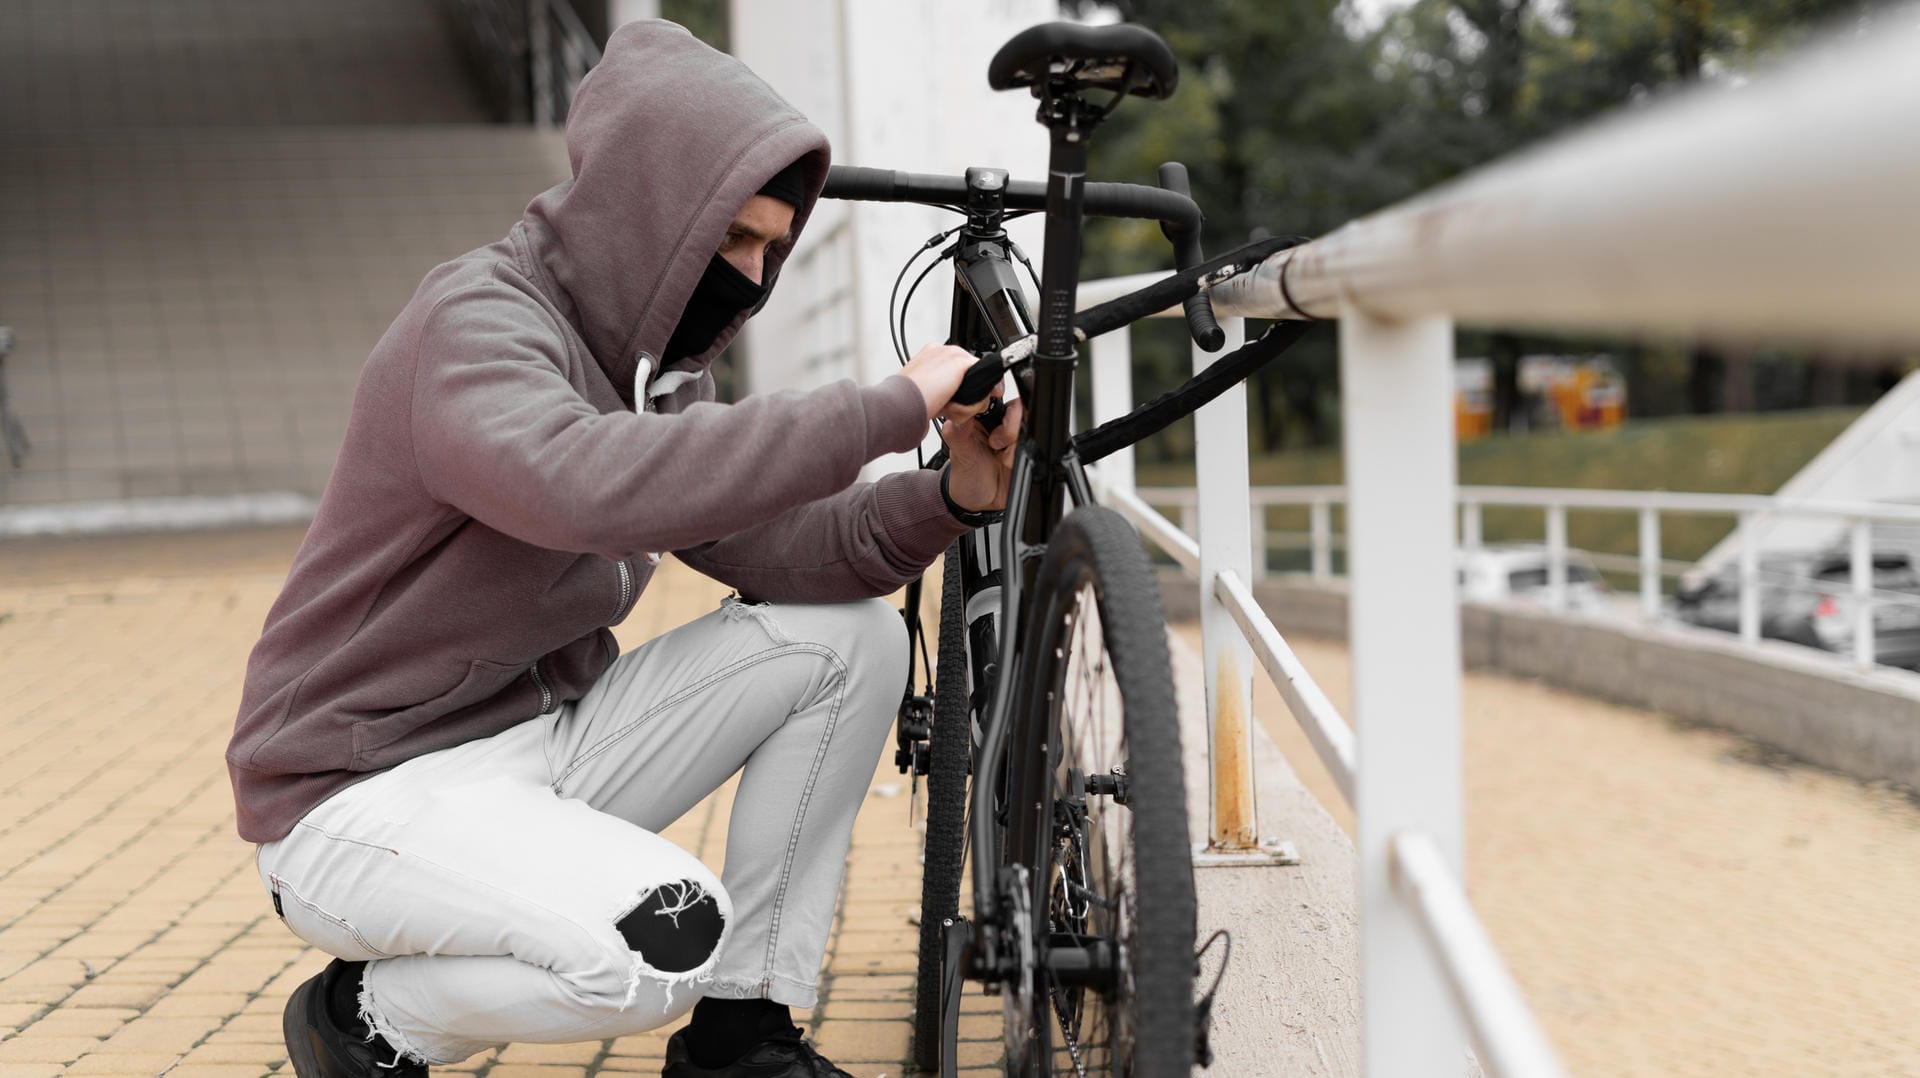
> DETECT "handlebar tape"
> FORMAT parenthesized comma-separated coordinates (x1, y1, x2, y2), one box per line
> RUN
(953, 351, 1006, 406)
(1156, 162, 1225, 352)
(820, 166, 1203, 229)
(1073, 234, 1305, 342)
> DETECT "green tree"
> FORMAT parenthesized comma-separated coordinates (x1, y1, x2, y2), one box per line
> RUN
(1073, 0, 1405, 455)
(1068, 0, 1888, 447)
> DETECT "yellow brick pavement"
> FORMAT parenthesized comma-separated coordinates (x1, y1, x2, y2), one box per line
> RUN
(0, 527, 1001, 1077)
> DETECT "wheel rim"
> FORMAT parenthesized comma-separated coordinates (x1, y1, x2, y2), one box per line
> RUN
(1041, 579, 1137, 1076)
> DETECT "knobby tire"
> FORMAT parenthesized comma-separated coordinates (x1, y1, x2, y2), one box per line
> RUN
(913, 544, 973, 1073)
(1010, 506, 1196, 1077)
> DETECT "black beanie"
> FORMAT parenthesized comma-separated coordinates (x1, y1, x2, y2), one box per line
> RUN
(756, 159, 807, 208)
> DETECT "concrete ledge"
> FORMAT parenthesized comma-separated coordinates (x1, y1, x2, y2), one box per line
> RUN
(1167, 629, 1361, 1076)
(1166, 570, 1920, 791)
(0, 493, 317, 539)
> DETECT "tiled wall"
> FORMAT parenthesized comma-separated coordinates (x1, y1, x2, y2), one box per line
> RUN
(0, 1, 571, 506)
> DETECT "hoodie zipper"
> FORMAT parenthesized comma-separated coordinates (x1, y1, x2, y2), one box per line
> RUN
(529, 659, 554, 715)
(614, 557, 636, 621)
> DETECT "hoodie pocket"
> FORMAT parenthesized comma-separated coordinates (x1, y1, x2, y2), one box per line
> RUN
(350, 658, 525, 767)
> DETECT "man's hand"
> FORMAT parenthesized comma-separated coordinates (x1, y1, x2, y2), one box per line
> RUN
(899, 343, 994, 423)
(943, 396, 1023, 513)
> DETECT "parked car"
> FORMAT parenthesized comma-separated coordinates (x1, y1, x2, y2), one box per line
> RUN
(1457, 544, 1612, 613)
(1671, 549, 1920, 668)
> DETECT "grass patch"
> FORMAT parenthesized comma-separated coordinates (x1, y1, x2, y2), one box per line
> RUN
(1134, 407, 1865, 571)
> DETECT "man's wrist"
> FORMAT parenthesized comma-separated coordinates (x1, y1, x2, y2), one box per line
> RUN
(940, 466, 1002, 527)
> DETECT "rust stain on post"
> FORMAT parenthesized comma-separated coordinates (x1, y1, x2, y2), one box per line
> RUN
(1210, 649, 1258, 850)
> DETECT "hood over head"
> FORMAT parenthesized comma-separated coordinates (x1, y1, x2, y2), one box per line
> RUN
(521, 20, 829, 407)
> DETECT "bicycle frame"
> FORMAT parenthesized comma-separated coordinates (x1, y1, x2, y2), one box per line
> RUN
(820, 66, 1310, 1078)
(965, 93, 1107, 981)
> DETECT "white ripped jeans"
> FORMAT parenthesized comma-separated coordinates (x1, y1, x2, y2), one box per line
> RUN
(254, 596, 907, 1065)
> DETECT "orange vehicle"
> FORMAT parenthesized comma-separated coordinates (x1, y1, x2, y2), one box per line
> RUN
(1456, 356, 1625, 440)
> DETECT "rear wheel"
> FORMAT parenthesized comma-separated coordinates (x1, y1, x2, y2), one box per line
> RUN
(1005, 506, 1196, 1077)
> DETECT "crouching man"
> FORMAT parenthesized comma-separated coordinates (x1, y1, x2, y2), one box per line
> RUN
(228, 20, 1017, 1078)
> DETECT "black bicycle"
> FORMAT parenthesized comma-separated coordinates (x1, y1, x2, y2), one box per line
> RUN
(821, 22, 1309, 1078)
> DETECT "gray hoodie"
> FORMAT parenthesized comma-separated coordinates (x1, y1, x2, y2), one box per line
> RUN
(227, 21, 967, 843)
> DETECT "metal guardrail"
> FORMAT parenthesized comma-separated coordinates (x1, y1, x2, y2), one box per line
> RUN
(1106, 484, 1199, 574)
(1132, 483, 1920, 671)
(1082, 8, 1920, 1073)
(1390, 832, 1569, 1078)
(1213, 570, 1356, 805)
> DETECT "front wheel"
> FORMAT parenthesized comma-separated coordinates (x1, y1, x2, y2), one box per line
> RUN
(1005, 505, 1196, 1077)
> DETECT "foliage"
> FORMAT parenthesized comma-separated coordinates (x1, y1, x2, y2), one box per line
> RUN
(662, 0, 728, 52)
(1071, 0, 1892, 459)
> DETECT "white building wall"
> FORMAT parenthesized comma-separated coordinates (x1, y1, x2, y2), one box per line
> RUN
(731, 0, 1057, 471)
(608, 0, 659, 27)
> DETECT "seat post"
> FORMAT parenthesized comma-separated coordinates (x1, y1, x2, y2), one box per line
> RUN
(1019, 92, 1103, 558)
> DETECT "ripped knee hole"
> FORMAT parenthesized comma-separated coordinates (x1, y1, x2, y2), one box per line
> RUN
(615, 880, 725, 974)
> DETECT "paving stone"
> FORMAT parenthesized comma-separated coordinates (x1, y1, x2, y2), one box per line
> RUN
(593, 1058, 663, 1073)
(811, 1020, 911, 1065)
(60, 982, 169, 1010)
(60, 1052, 186, 1076)
(0, 1035, 101, 1063)
(495, 1041, 603, 1065)
(956, 1014, 1002, 1041)
(176, 1039, 289, 1065)
(830, 953, 917, 976)
(0, 1005, 44, 1026)
(822, 1000, 913, 1021)
(603, 1034, 671, 1058)
(955, 1039, 1006, 1067)
(142, 993, 251, 1019)
(96, 1015, 222, 1052)
(8, 1008, 130, 1038)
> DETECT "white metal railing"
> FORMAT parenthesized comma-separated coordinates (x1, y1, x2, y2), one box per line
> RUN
(1131, 484, 1920, 671)
(1390, 832, 1567, 1078)
(1213, 570, 1355, 805)
(1080, 8, 1920, 1074)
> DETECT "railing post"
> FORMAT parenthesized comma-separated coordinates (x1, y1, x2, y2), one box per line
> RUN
(1639, 506, 1662, 621)
(1311, 497, 1333, 580)
(1545, 503, 1568, 612)
(1250, 505, 1269, 580)
(1193, 319, 1260, 853)
(1341, 308, 1465, 1076)
(1461, 499, 1483, 550)
(1088, 331, 1134, 492)
(1852, 518, 1874, 668)
(1738, 512, 1761, 644)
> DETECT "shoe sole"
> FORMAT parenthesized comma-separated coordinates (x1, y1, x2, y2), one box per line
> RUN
(282, 975, 325, 1078)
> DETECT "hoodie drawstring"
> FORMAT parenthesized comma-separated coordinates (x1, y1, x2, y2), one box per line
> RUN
(633, 354, 700, 412)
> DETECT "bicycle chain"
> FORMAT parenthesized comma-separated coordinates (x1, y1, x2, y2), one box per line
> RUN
(1050, 981, 1090, 1078)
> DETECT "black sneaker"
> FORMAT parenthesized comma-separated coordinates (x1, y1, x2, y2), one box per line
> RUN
(283, 958, 427, 1077)
(662, 1026, 855, 1078)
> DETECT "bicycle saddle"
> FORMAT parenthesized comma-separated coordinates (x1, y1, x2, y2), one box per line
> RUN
(986, 22, 1178, 101)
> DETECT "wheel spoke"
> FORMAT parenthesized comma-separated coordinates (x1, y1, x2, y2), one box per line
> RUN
(1043, 581, 1137, 1074)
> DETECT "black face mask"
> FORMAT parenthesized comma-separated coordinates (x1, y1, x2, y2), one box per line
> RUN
(663, 253, 769, 362)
